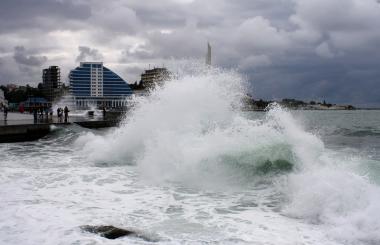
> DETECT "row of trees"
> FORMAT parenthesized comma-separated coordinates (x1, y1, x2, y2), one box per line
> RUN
(0, 83, 44, 103)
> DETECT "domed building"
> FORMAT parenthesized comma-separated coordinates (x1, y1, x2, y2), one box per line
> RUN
(69, 62, 133, 109)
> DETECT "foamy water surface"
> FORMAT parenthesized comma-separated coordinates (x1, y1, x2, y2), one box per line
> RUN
(1, 64, 380, 245)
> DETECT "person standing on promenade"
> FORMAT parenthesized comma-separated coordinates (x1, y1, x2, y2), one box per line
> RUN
(64, 106, 69, 123)
(33, 107, 38, 123)
(56, 108, 60, 122)
(44, 107, 49, 122)
(59, 108, 63, 122)
(39, 106, 43, 121)
(49, 107, 53, 121)
(3, 106, 8, 121)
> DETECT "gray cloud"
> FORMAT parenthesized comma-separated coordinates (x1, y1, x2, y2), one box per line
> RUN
(13, 46, 47, 66)
(0, 0, 91, 32)
(90, 5, 140, 34)
(76, 46, 103, 62)
(0, 0, 380, 106)
(120, 46, 154, 62)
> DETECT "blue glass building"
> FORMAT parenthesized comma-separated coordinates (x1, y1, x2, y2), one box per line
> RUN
(69, 62, 133, 108)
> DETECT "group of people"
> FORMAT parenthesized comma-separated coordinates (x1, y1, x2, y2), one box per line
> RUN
(2, 105, 71, 124)
(32, 106, 51, 122)
(30, 105, 69, 123)
(56, 106, 70, 123)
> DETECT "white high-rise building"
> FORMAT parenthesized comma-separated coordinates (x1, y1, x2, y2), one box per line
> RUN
(69, 62, 133, 109)
(89, 62, 103, 97)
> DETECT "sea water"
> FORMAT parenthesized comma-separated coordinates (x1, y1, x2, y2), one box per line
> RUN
(1, 64, 380, 245)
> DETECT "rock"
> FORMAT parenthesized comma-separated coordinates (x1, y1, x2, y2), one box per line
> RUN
(81, 225, 135, 239)
(80, 225, 156, 241)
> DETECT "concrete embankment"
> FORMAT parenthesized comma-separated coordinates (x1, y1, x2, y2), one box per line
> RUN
(0, 111, 126, 143)
(0, 119, 121, 143)
(0, 123, 53, 143)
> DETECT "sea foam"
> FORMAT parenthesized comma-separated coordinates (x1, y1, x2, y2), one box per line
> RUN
(76, 62, 380, 244)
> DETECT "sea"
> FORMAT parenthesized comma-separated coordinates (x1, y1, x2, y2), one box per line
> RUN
(1, 65, 380, 245)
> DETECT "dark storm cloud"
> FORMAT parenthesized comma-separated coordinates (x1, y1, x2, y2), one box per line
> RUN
(1, 0, 380, 106)
(76, 46, 103, 62)
(247, 53, 380, 106)
(13, 46, 47, 66)
(0, 0, 91, 32)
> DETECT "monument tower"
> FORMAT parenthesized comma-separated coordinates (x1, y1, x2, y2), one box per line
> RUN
(206, 42, 211, 66)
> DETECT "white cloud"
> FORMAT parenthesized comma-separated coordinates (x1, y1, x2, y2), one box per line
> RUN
(290, 0, 380, 50)
(315, 42, 334, 59)
(235, 16, 289, 54)
(291, 0, 380, 31)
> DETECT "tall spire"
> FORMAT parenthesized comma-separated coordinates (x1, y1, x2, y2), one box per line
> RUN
(206, 42, 211, 66)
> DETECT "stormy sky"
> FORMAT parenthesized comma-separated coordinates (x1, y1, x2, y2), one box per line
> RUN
(0, 0, 380, 106)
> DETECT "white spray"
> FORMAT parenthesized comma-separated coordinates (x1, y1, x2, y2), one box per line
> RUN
(76, 62, 380, 244)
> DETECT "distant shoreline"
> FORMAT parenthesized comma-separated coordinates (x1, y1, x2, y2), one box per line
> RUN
(242, 108, 380, 112)
(242, 97, 380, 111)
(356, 108, 380, 110)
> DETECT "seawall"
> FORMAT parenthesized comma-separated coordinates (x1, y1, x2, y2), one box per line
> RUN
(0, 123, 52, 143)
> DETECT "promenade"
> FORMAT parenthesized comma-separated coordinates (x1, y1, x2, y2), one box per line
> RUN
(0, 112, 121, 143)
(0, 115, 72, 126)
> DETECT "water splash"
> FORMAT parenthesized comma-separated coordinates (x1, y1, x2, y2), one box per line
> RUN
(52, 94, 103, 117)
(76, 62, 380, 244)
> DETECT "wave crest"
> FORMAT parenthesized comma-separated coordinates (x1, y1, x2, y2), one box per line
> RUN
(75, 62, 380, 244)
